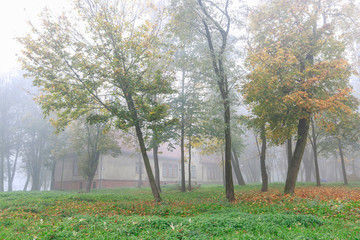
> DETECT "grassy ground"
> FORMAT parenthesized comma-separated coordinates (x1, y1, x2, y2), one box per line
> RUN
(0, 183, 360, 239)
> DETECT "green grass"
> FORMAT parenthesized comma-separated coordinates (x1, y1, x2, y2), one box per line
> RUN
(0, 183, 360, 239)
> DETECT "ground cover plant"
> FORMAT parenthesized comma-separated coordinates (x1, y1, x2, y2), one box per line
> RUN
(0, 183, 359, 239)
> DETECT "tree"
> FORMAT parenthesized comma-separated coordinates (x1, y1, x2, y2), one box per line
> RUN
(171, 0, 238, 201)
(244, 0, 358, 194)
(21, 110, 54, 191)
(317, 100, 360, 185)
(308, 117, 321, 186)
(71, 118, 120, 192)
(18, 0, 175, 202)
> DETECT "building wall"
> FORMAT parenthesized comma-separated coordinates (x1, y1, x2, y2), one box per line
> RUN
(53, 149, 223, 190)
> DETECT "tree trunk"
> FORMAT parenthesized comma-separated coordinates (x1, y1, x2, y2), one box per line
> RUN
(153, 145, 161, 193)
(134, 122, 161, 202)
(338, 140, 348, 185)
(124, 93, 161, 201)
(224, 103, 235, 201)
(180, 70, 186, 192)
(31, 167, 41, 191)
(188, 138, 192, 191)
(287, 138, 292, 170)
(23, 172, 30, 191)
(85, 175, 94, 192)
(8, 147, 20, 192)
(303, 148, 313, 183)
(311, 118, 321, 186)
(198, 0, 234, 201)
(284, 117, 310, 194)
(50, 159, 56, 190)
(260, 125, 268, 192)
(231, 148, 245, 185)
(60, 157, 65, 190)
(232, 146, 246, 186)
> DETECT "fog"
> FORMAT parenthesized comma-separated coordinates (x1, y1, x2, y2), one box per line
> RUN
(0, 0, 360, 192)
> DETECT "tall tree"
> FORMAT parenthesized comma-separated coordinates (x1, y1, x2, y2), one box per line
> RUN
(244, 0, 358, 194)
(196, 0, 235, 201)
(18, 0, 175, 202)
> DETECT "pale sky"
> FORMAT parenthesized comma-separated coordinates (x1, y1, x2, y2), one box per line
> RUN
(0, 0, 68, 74)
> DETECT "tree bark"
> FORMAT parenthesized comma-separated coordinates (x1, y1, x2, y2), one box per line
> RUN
(287, 138, 292, 170)
(260, 125, 268, 192)
(311, 118, 321, 186)
(153, 145, 161, 193)
(338, 140, 348, 185)
(284, 117, 310, 194)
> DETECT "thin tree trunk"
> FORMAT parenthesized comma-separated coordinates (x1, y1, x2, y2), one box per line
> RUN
(260, 125, 268, 192)
(311, 118, 321, 186)
(180, 70, 186, 192)
(231, 150, 245, 185)
(6, 154, 12, 192)
(230, 153, 240, 185)
(23, 170, 30, 191)
(60, 157, 65, 190)
(338, 140, 348, 185)
(188, 138, 192, 191)
(231, 148, 245, 185)
(9, 147, 20, 191)
(284, 117, 310, 194)
(50, 159, 56, 190)
(153, 145, 161, 193)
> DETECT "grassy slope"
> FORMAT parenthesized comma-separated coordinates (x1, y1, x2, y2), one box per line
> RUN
(0, 183, 359, 239)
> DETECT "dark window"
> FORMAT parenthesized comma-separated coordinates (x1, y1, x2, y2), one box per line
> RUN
(93, 181, 96, 189)
(79, 182, 83, 190)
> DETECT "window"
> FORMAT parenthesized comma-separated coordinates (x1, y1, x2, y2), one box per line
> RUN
(191, 165, 197, 179)
(207, 166, 218, 179)
(162, 163, 179, 178)
(79, 182, 83, 190)
(73, 159, 79, 176)
(93, 181, 96, 189)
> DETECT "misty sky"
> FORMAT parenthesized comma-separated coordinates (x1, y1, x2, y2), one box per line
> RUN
(0, 0, 68, 74)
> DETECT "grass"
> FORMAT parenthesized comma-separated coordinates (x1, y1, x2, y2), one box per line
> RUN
(0, 183, 360, 239)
